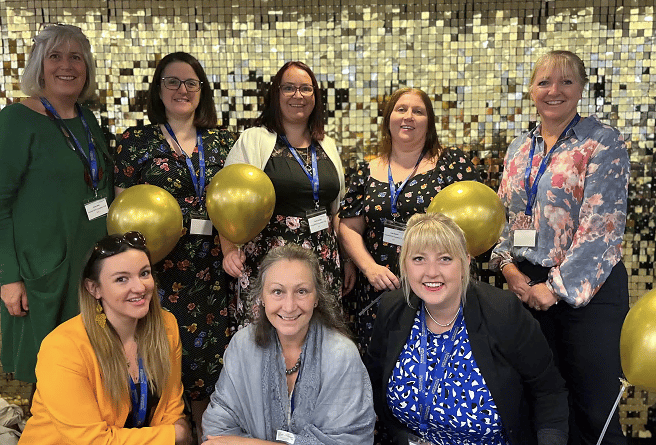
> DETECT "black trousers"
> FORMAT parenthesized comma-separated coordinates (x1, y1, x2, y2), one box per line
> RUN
(518, 261, 629, 445)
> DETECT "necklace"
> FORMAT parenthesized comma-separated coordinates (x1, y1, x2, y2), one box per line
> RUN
(285, 356, 302, 375)
(425, 304, 459, 328)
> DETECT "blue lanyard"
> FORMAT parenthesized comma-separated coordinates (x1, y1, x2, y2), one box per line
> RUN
(279, 135, 320, 207)
(417, 303, 462, 436)
(40, 97, 100, 191)
(163, 123, 206, 206)
(524, 114, 580, 216)
(388, 150, 426, 215)
(128, 358, 148, 428)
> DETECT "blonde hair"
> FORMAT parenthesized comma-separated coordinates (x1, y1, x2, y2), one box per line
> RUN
(399, 212, 471, 306)
(21, 24, 97, 101)
(80, 241, 170, 409)
(529, 50, 588, 93)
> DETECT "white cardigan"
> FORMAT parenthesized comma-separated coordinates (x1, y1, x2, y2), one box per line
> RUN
(225, 127, 346, 216)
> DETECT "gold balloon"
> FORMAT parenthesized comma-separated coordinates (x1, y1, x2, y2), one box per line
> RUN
(427, 181, 505, 256)
(206, 164, 276, 246)
(107, 184, 183, 263)
(620, 289, 656, 390)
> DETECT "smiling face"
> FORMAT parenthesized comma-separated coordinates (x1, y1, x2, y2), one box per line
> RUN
(404, 249, 469, 314)
(85, 249, 154, 328)
(278, 66, 316, 128)
(530, 63, 584, 126)
(261, 259, 318, 346)
(41, 39, 87, 102)
(389, 91, 429, 151)
(159, 61, 201, 120)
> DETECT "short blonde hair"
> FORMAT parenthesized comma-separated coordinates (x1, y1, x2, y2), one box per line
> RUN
(529, 50, 588, 92)
(21, 24, 97, 101)
(399, 213, 471, 306)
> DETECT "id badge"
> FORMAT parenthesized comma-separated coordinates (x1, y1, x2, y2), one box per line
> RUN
(514, 229, 536, 247)
(383, 220, 406, 246)
(306, 207, 329, 233)
(84, 197, 108, 221)
(189, 209, 213, 236)
(276, 430, 296, 444)
(408, 434, 435, 445)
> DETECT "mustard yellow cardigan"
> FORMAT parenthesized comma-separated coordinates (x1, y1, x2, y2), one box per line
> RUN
(20, 310, 185, 444)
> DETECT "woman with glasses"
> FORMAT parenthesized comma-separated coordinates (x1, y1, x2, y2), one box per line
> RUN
(339, 88, 478, 354)
(0, 24, 113, 385)
(114, 52, 235, 438)
(221, 61, 345, 331)
(20, 232, 191, 444)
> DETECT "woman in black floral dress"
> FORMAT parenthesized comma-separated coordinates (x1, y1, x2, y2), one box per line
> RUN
(339, 87, 478, 353)
(114, 52, 235, 440)
(220, 61, 345, 331)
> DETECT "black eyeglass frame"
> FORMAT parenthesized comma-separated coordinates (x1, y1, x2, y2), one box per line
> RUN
(160, 76, 203, 92)
(279, 83, 315, 97)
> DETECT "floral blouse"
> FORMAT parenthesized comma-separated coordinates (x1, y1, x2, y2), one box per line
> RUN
(490, 116, 630, 307)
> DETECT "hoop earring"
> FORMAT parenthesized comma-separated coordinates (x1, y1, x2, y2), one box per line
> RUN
(95, 300, 107, 328)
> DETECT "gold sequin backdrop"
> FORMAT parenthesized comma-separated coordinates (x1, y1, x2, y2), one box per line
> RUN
(1, 0, 655, 437)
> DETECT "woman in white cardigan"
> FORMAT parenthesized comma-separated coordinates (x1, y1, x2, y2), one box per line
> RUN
(221, 61, 346, 331)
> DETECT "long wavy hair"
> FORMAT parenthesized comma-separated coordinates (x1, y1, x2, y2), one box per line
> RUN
(251, 243, 349, 347)
(254, 61, 325, 141)
(79, 234, 170, 409)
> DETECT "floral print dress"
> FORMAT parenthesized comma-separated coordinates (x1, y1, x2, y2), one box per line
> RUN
(230, 139, 342, 331)
(114, 124, 235, 400)
(340, 147, 478, 352)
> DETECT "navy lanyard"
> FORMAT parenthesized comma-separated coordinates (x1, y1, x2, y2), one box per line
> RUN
(128, 358, 148, 427)
(388, 150, 426, 215)
(163, 123, 206, 206)
(524, 114, 580, 216)
(279, 135, 320, 208)
(40, 97, 100, 191)
(417, 303, 462, 436)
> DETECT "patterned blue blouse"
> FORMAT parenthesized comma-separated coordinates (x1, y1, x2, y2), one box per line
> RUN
(386, 306, 509, 445)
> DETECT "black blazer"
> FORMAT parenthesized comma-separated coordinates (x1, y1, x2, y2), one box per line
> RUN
(364, 281, 568, 445)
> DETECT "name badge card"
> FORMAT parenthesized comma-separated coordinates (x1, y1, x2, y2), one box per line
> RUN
(514, 229, 537, 247)
(84, 197, 108, 221)
(276, 430, 296, 444)
(306, 208, 329, 234)
(383, 220, 406, 246)
(190, 219, 213, 236)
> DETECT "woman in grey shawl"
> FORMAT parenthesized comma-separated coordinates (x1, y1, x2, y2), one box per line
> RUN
(202, 244, 375, 445)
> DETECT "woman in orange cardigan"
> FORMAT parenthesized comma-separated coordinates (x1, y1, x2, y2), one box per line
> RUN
(20, 232, 190, 444)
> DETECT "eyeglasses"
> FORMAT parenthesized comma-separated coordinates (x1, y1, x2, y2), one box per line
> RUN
(161, 77, 202, 92)
(280, 84, 315, 97)
(94, 231, 147, 256)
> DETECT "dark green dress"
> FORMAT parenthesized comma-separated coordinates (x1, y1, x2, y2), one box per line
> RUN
(0, 103, 113, 382)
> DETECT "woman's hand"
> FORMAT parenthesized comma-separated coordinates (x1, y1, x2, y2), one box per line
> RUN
(342, 259, 357, 296)
(1, 281, 28, 316)
(174, 418, 192, 445)
(364, 264, 400, 291)
(222, 248, 245, 278)
(526, 283, 559, 311)
(501, 264, 531, 303)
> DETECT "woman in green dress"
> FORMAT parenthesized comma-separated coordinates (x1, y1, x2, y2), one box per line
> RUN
(0, 24, 113, 383)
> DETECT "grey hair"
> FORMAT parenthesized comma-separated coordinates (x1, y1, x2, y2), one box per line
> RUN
(399, 212, 471, 307)
(21, 24, 97, 101)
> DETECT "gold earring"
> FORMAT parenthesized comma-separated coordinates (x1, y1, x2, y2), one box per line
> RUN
(95, 300, 107, 328)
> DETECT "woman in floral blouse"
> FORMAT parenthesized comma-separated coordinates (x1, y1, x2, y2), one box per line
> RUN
(490, 50, 630, 445)
(339, 87, 477, 353)
(114, 52, 235, 441)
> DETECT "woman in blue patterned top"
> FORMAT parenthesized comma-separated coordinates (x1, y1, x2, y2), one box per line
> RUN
(366, 213, 568, 445)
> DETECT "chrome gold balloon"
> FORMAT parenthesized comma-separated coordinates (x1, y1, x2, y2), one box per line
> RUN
(206, 164, 276, 246)
(620, 289, 656, 390)
(107, 184, 183, 263)
(427, 181, 505, 256)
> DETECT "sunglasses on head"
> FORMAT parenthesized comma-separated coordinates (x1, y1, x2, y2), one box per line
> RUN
(94, 231, 147, 256)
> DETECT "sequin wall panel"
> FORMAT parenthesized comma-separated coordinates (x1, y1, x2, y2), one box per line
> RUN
(1, 0, 655, 435)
